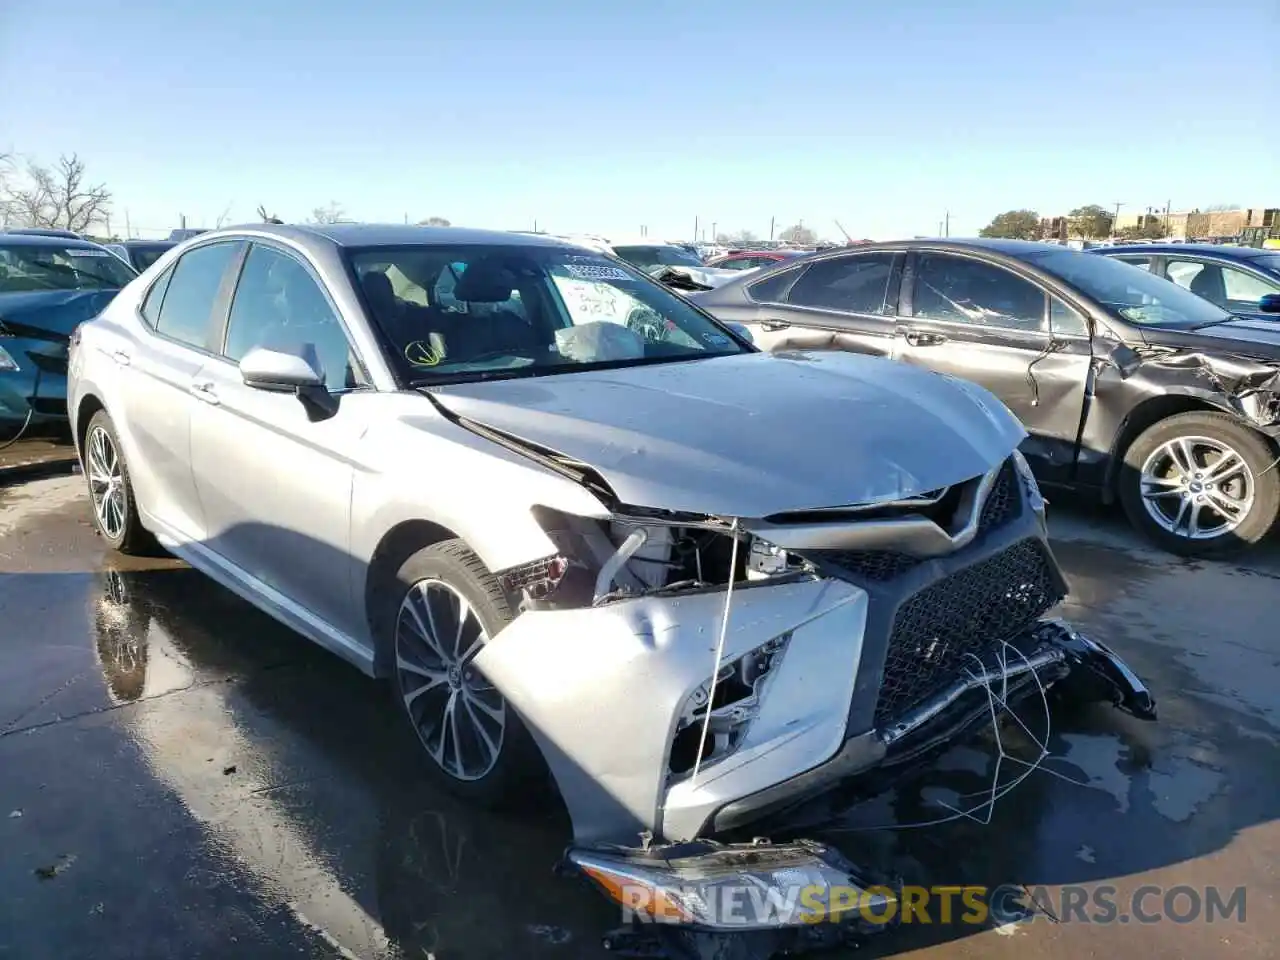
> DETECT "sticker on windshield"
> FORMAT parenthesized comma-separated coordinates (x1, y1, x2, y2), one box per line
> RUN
(405, 340, 444, 366)
(702, 332, 730, 346)
(65, 249, 110, 257)
(563, 263, 631, 282)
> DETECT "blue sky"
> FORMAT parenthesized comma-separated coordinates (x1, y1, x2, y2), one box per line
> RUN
(2, 0, 1276, 241)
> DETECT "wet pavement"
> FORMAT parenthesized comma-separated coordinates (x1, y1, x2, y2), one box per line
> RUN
(1, 475, 1276, 959)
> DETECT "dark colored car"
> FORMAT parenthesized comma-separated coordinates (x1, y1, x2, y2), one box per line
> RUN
(105, 240, 178, 273)
(1092, 244, 1280, 322)
(0, 234, 137, 437)
(4, 227, 83, 240)
(705, 249, 809, 270)
(693, 238, 1280, 556)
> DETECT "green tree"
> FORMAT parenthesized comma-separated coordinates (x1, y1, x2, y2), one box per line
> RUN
(1119, 219, 1165, 241)
(1068, 204, 1113, 239)
(419, 216, 451, 227)
(979, 209, 1040, 240)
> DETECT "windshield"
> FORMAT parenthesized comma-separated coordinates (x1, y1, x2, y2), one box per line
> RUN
(0, 243, 138, 293)
(611, 244, 705, 269)
(1027, 249, 1230, 328)
(347, 244, 749, 384)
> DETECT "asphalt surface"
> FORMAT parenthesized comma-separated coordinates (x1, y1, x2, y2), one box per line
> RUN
(1, 469, 1276, 959)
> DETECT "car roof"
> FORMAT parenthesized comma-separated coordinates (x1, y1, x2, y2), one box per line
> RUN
(192, 222, 588, 256)
(1098, 243, 1272, 260)
(121, 239, 177, 248)
(0, 232, 109, 249)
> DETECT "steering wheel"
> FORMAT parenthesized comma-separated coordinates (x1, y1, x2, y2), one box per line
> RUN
(626, 306, 670, 342)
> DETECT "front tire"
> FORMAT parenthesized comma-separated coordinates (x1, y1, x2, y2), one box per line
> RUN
(385, 538, 548, 806)
(83, 411, 153, 555)
(1118, 411, 1280, 557)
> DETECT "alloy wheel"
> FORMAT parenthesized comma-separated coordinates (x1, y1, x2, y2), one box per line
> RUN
(394, 579, 505, 781)
(86, 425, 127, 541)
(1139, 435, 1255, 541)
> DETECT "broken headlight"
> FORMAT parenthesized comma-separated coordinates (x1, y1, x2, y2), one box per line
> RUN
(668, 633, 790, 779)
(1011, 449, 1045, 512)
(0, 344, 19, 373)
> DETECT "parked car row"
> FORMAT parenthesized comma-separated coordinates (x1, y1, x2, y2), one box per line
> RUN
(66, 224, 1154, 878)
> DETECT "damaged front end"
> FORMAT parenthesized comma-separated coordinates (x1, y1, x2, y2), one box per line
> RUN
(472, 446, 1155, 854)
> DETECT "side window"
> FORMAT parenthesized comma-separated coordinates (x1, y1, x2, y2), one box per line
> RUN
(224, 244, 366, 392)
(746, 265, 803, 303)
(140, 264, 175, 328)
(716, 257, 754, 270)
(1115, 256, 1152, 271)
(1221, 265, 1280, 306)
(1166, 260, 1223, 306)
(785, 254, 896, 314)
(155, 242, 242, 349)
(913, 254, 1047, 332)
(1050, 297, 1089, 337)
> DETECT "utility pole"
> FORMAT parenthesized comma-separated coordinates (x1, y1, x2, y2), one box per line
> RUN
(944, 210, 950, 238)
(769, 216, 775, 242)
(693, 216, 698, 242)
(1112, 202, 1123, 237)
(180, 213, 187, 230)
(711, 221, 717, 242)
(125, 209, 132, 240)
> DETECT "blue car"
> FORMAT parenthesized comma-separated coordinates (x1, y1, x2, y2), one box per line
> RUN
(1, 235, 138, 438)
(1092, 243, 1280, 322)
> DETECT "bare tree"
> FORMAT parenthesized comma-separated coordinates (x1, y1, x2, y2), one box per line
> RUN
(214, 203, 235, 228)
(418, 216, 451, 227)
(256, 203, 283, 224)
(778, 223, 817, 245)
(1204, 203, 1239, 212)
(309, 201, 347, 224)
(5, 153, 112, 232)
(0, 152, 14, 226)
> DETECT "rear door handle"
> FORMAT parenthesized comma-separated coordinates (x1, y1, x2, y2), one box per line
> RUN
(760, 319, 790, 332)
(189, 379, 219, 405)
(112, 350, 132, 366)
(904, 331, 947, 347)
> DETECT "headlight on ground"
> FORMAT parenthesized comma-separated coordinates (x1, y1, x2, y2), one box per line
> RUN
(667, 633, 789, 779)
(0, 344, 19, 373)
(1011, 449, 1045, 511)
(566, 840, 896, 930)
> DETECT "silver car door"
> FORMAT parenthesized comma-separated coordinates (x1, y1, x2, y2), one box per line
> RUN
(117, 240, 245, 540)
(187, 241, 373, 643)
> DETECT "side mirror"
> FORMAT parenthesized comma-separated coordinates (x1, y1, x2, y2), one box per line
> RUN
(239, 345, 324, 390)
(238, 345, 338, 421)
(724, 321, 754, 345)
(1259, 293, 1280, 314)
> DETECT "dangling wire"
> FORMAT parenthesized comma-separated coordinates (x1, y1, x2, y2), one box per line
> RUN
(691, 518, 741, 787)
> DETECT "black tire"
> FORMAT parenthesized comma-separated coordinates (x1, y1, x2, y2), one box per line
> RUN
(1118, 411, 1280, 557)
(82, 410, 155, 555)
(383, 538, 549, 807)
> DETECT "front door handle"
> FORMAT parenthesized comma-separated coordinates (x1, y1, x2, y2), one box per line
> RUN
(904, 331, 947, 347)
(112, 350, 132, 366)
(760, 319, 791, 332)
(189, 379, 220, 405)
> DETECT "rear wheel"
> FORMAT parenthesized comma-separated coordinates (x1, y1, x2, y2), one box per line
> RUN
(83, 411, 154, 555)
(385, 539, 548, 806)
(1119, 411, 1280, 556)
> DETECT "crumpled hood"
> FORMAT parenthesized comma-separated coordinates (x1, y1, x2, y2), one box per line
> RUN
(645, 264, 750, 290)
(0, 289, 120, 340)
(428, 351, 1027, 518)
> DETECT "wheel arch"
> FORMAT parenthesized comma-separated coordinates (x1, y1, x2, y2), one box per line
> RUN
(75, 393, 107, 465)
(1103, 393, 1240, 500)
(365, 519, 462, 677)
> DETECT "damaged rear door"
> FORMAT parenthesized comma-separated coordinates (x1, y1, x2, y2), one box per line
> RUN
(894, 250, 1093, 483)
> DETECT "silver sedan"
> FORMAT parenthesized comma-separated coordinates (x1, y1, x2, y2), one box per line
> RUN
(66, 224, 1153, 851)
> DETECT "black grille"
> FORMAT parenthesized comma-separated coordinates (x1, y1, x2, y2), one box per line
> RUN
(873, 538, 1062, 728)
(978, 460, 1019, 533)
(813, 549, 923, 582)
